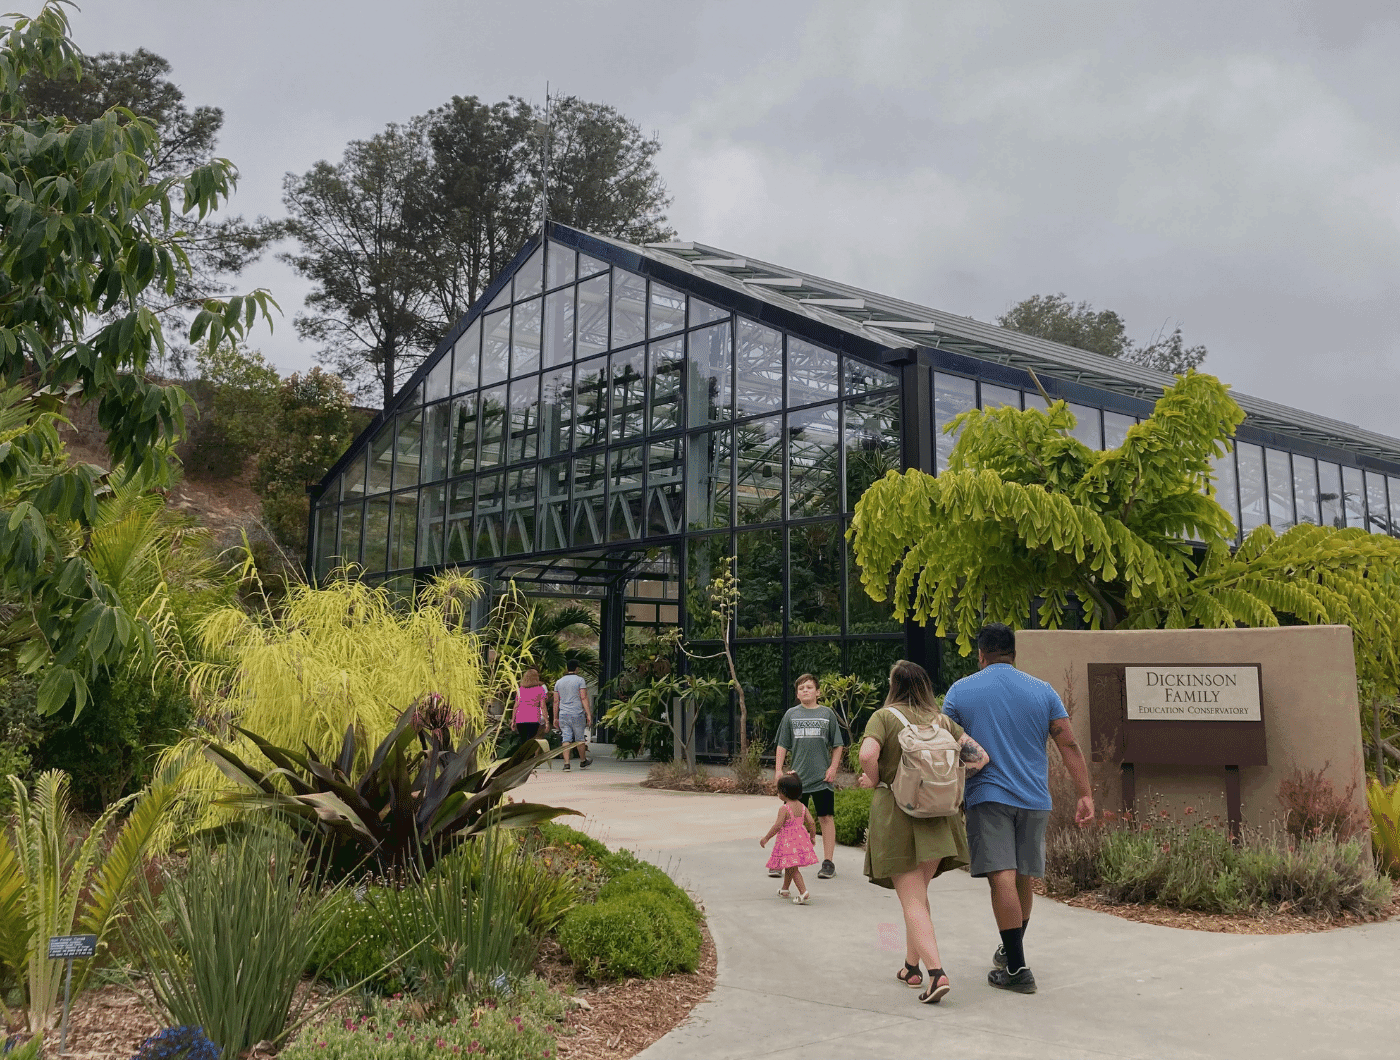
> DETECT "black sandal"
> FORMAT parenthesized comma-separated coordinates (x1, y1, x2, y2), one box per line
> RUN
(919, 968, 950, 1004)
(896, 961, 923, 988)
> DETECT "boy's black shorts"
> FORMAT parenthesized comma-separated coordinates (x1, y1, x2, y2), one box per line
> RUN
(801, 788, 835, 818)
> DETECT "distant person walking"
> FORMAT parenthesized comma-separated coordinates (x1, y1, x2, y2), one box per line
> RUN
(773, 674, 844, 880)
(552, 659, 593, 771)
(941, 623, 1094, 995)
(513, 668, 548, 743)
(857, 660, 990, 1004)
(760, 773, 819, 904)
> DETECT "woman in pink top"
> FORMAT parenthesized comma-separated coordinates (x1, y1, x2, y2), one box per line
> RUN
(513, 668, 549, 742)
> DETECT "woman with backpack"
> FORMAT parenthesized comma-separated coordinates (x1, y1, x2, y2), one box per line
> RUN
(857, 659, 991, 1004)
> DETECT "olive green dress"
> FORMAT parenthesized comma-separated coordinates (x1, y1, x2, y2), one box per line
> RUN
(862, 704, 971, 889)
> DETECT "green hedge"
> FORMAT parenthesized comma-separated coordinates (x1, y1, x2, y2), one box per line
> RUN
(598, 866, 702, 924)
(559, 891, 700, 980)
(834, 787, 873, 846)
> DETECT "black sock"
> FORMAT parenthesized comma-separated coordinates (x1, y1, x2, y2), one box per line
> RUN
(1021, 917, 1029, 936)
(999, 927, 1026, 974)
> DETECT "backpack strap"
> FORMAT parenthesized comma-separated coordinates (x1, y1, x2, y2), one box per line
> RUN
(885, 706, 912, 730)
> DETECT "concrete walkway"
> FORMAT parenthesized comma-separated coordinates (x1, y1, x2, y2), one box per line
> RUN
(523, 753, 1398, 1060)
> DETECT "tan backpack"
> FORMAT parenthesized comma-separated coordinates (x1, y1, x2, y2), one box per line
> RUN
(884, 706, 964, 818)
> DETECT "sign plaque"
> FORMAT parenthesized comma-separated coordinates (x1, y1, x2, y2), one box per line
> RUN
(47, 934, 97, 960)
(1124, 665, 1262, 722)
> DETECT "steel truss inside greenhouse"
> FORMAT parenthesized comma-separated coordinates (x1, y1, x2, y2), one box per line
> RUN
(309, 222, 1400, 757)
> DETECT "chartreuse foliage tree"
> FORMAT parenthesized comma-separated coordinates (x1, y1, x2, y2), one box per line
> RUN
(850, 371, 1400, 696)
(0, 4, 276, 717)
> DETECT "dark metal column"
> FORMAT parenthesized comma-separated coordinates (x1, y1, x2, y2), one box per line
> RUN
(899, 360, 942, 687)
(599, 574, 627, 717)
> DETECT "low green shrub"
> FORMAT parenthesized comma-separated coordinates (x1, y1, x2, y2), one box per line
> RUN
(597, 866, 700, 924)
(558, 892, 700, 980)
(537, 822, 610, 862)
(445, 839, 583, 936)
(306, 889, 400, 992)
(1044, 825, 1108, 897)
(281, 978, 566, 1060)
(833, 787, 873, 846)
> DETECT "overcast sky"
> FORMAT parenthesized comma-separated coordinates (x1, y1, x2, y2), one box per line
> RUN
(67, 0, 1400, 436)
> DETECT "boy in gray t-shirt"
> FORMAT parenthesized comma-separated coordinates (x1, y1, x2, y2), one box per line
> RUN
(773, 673, 845, 879)
(552, 660, 592, 771)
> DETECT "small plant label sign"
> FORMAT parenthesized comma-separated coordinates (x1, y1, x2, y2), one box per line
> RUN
(47, 934, 97, 960)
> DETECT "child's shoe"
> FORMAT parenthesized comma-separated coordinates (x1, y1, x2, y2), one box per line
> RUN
(793, 892, 810, 905)
(776, 887, 790, 898)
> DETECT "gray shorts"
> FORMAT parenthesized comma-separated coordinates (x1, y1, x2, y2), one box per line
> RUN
(966, 801, 1050, 878)
(559, 715, 588, 743)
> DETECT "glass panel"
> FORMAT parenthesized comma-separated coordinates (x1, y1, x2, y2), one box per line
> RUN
(511, 298, 542, 376)
(1103, 410, 1135, 449)
(690, 297, 727, 326)
(417, 483, 445, 567)
(363, 493, 391, 573)
(934, 372, 975, 473)
(452, 319, 480, 395)
(1318, 461, 1344, 528)
(540, 365, 574, 458)
(734, 320, 783, 419)
(573, 355, 608, 449)
(735, 415, 784, 525)
(540, 460, 570, 550)
(647, 437, 684, 536)
(844, 355, 898, 396)
(1342, 466, 1366, 529)
(477, 384, 507, 469)
(474, 473, 504, 559)
(1066, 402, 1102, 449)
(577, 251, 609, 279)
(789, 521, 841, 635)
(1366, 470, 1389, 534)
(1293, 457, 1319, 525)
(314, 505, 337, 580)
(342, 452, 367, 501)
(422, 401, 450, 483)
(485, 280, 512, 314)
(1236, 443, 1266, 533)
(735, 527, 783, 636)
(979, 383, 1020, 409)
(446, 478, 474, 562)
(392, 410, 422, 490)
(787, 403, 840, 519)
(546, 240, 576, 289)
(608, 445, 644, 541)
(848, 536, 900, 634)
(686, 536, 730, 640)
(609, 344, 646, 444)
(543, 286, 574, 368)
(845, 392, 900, 512)
(424, 349, 452, 403)
(1023, 393, 1049, 413)
(339, 500, 363, 567)
(576, 273, 610, 357)
(687, 427, 732, 530)
(481, 309, 511, 386)
(687, 321, 732, 426)
(1210, 450, 1239, 536)
(515, 244, 544, 299)
(450, 394, 479, 477)
(1265, 449, 1294, 531)
(367, 426, 394, 494)
(1390, 476, 1400, 537)
(504, 467, 536, 554)
(571, 451, 605, 546)
(737, 643, 784, 745)
(611, 271, 646, 349)
(507, 374, 539, 464)
(648, 281, 686, 337)
(787, 336, 840, 409)
(648, 335, 684, 434)
(389, 490, 417, 570)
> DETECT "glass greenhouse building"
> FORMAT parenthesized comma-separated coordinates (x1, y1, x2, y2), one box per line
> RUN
(309, 223, 1400, 755)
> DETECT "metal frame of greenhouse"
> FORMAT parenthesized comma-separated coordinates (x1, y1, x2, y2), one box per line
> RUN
(308, 222, 1400, 757)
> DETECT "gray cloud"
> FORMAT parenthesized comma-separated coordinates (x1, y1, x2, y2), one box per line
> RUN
(66, 0, 1400, 436)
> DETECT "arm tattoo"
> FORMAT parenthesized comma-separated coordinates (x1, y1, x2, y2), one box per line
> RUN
(959, 736, 987, 764)
(1050, 718, 1079, 746)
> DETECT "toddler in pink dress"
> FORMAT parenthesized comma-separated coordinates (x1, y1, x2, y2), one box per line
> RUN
(760, 773, 819, 903)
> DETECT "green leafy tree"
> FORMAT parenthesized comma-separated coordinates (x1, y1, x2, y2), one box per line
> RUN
(850, 371, 1400, 695)
(183, 342, 280, 478)
(0, 4, 277, 716)
(284, 94, 675, 405)
(998, 293, 1207, 373)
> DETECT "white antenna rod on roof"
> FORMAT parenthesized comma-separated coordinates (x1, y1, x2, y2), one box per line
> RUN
(540, 83, 550, 241)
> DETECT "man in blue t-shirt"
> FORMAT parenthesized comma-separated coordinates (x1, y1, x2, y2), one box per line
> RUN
(942, 623, 1094, 995)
